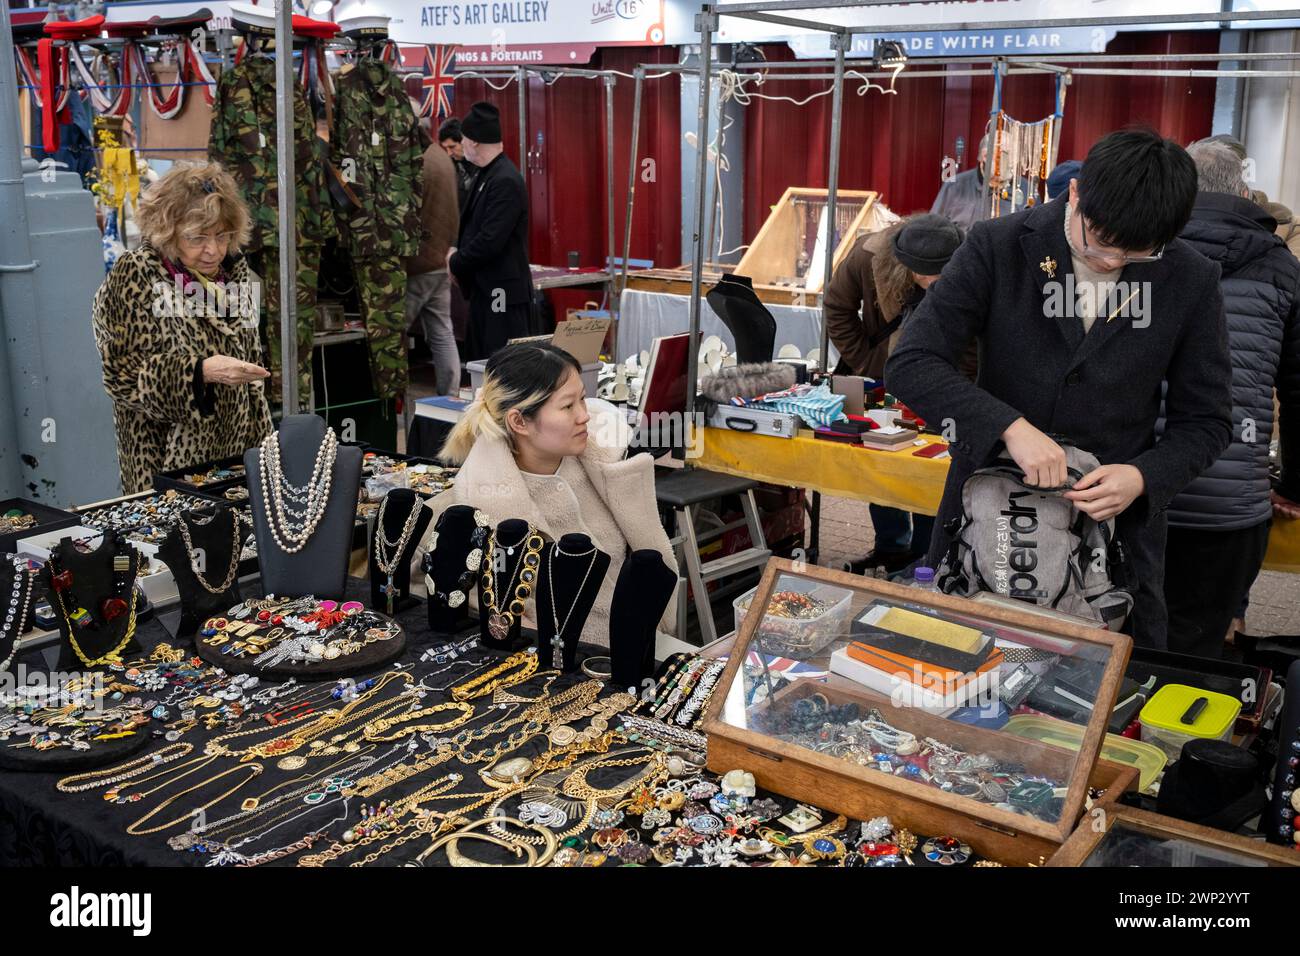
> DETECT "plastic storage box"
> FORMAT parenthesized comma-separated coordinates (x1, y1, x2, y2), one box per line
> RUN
(1139, 683, 1241, 765)
(733, 579, 853, 658)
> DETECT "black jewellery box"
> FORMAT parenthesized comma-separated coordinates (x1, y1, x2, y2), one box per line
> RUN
(153, 454, 249, 498)
(0, 496, 81, 555)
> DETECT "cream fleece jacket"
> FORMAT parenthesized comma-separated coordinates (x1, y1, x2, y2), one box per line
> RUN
(417, 398, 678, 645)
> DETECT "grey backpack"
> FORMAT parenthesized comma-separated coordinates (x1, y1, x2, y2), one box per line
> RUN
(937, 445, 1135, 629)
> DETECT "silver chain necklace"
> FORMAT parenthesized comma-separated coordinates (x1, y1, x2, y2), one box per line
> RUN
(545, 542, 598, 669)
(373, 494, 424, 615)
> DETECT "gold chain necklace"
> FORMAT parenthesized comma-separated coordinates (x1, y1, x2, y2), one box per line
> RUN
(450, 651, 538, 701)
(56, 743, 193, 793)
(126, 763, 265, 835)
(480, 530, 544, 640)
(362, 701, 474, 741)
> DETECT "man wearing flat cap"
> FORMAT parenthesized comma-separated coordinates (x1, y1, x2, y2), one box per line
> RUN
(447, 101, 533, 358)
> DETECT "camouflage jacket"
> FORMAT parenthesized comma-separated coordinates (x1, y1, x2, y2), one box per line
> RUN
(331, 59, 427, 259)
(208, 56, 335, 253)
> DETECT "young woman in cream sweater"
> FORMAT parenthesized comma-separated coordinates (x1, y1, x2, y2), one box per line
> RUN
(422, 343, 677, 644)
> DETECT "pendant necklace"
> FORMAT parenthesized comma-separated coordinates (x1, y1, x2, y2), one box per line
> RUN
(373, 494, 424, 614)
(481, 528, 544, 642)
(545, 542, 598, 669)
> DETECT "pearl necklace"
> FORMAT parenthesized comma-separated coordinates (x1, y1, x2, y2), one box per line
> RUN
(0, 556, 35, 673)
(258, 428, 338, 554)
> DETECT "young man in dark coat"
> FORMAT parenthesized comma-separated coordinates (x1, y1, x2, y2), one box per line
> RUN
(448, 102, 533, 360)
(886, 128, 1233, 649)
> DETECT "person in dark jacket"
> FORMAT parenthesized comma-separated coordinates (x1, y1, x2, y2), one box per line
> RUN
(1157, 141, 1300, 657)
(448, 102, 533, 360)
(887, 128, 1233, 649)
(438, 117, 478, 210)
(825, 214, 967, 571)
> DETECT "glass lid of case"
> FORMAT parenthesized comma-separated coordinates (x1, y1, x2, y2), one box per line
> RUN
(716, 568, 1123, 827)
(1084, 821, 1275, 867)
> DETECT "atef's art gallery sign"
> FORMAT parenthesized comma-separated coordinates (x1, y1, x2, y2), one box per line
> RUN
(336, 0, 667, 64)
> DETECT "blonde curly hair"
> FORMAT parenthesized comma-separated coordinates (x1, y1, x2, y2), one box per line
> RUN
(136, 161, 251, 262)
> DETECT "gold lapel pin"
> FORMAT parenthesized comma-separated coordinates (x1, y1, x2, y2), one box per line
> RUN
(1039, 256, 1057, 279)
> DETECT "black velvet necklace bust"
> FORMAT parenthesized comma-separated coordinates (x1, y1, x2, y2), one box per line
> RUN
(536, 533, 609, 672)
(706, 272, 777, 364)
(156, 506, 244, 639)
(607, 549, 677, 691)
(42, 530, 145, 670)
(422, 505, 489, 635)
(478, 518, 544, 650)
(368, 489, 431, 616)
(244, 414, 362, 599)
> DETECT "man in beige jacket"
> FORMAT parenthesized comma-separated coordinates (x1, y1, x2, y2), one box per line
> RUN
(406, 136, 462, 395)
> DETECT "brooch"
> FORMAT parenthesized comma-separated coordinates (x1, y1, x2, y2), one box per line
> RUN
(1039, 256, 1057, 279)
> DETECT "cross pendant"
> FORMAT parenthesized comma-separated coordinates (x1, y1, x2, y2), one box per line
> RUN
(381, 576, 397, 615)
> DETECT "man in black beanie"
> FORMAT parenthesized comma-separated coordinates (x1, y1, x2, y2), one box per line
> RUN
(448, 101, 533, 358)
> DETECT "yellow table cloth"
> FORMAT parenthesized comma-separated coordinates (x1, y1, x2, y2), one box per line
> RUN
(697, 425, 1300, 572)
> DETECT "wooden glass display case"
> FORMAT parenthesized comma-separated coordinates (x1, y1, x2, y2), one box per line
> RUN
(1048, 804, 1299, 867)
(734, 187, 879, 297)
(624, 187, 889, 307)
(700, 557, 1138, 866)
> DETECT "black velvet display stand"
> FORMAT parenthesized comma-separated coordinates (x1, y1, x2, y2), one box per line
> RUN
(155, 507, 243, 640)
(244, 415, 362, 599)
(0, 722, 150, 773)
(41, 530, 145, 672)
(478, 518, 538, 651)
(706, 273, 777, 364)
(367, 489, 431, 616)
(193, 609, 408, 680)
(536, 534, 609, 672)
(423, 505, 486, 635)
(608, 549, 678, 691)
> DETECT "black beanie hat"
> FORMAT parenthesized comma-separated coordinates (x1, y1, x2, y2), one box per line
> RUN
(891, 214, 964, 275)
(461, 102, 502, 145)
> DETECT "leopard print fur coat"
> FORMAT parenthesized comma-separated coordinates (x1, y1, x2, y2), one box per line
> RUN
(91, 244, 273, 494)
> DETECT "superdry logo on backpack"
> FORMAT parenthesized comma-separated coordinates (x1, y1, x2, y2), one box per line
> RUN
(938, 444, 1134, 629)
(998, 490, 1047, 601)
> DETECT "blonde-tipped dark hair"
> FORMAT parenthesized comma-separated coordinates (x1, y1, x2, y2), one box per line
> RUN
(136, 161, 251, 262)
(441, 343, 582, 464)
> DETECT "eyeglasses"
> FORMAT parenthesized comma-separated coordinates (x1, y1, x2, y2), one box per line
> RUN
(1066, 202, 1164, 266)
(180, 232, 235, 248)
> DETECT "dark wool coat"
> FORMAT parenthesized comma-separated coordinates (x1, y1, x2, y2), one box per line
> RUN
(886, 197, 1233, 648)
(449, 152, 532, 356)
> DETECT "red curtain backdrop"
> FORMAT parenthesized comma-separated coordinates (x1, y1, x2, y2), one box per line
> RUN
(453, 31, 1218, 276)
(744, 31, 1220, 236)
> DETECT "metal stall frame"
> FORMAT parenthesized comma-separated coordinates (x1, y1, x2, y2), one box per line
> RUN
(683, 1, 1300, 430)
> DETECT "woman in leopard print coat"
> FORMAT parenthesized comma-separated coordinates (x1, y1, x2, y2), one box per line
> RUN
(92, 163, 273, 494)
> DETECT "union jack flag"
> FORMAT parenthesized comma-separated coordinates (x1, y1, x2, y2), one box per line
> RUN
(417, 44, 458, 121)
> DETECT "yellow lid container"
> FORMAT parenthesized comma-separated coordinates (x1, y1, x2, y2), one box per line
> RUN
(1139, 684, 1240, 740)
(1002, 714, 1167, 793)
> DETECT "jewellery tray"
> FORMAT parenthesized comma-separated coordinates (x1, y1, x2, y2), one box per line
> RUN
(1047, 804, 1299, 867)
(0, 496, 81, 555)
(152, 454, 249, 498)
(701, 557, 1138, 867)
(194, 608, 408, 680)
